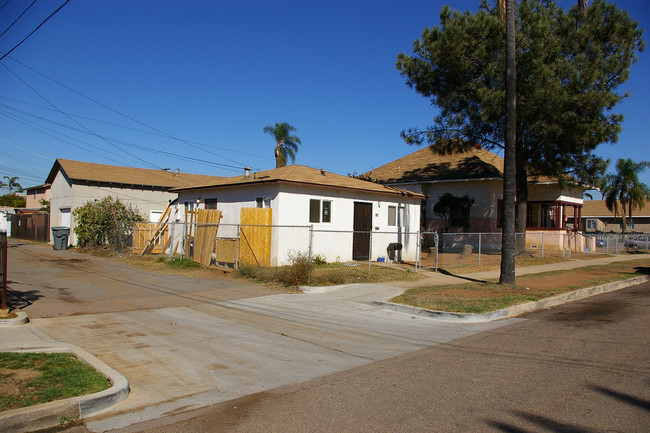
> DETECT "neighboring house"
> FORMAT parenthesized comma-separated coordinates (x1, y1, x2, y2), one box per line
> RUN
(365, 146, 586, 251)
(172, 165, 425, 265)
(576, 199, 650, 233)
(46, 159, 221, 246)
(24, 183, 51, 209)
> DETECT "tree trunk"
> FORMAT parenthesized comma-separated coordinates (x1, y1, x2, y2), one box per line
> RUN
(499, 0, 516, 286)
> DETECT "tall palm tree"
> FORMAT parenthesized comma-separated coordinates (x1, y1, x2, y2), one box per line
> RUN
(2, 176, 23, 193)
(263, 122, 302, 168)
(602, 159, 650, 233)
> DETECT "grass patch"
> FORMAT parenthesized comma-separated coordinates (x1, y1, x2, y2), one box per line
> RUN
(235, 259, 422, 288)
(392, 258, 650, 314)
(0, 352, 110, 411)
(162, 257, 202, 270)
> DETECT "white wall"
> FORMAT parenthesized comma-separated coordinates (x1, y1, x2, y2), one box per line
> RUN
(49, 169, 175, 245)
(178, 183, 422, 265)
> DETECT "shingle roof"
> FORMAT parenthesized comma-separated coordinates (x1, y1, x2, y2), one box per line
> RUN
(582, 199, 650, 217)
(46, 159, 224, 189)
(365, 147, 504, 183)
(172, 165, 425, 198)
(365, 146, 560, 184)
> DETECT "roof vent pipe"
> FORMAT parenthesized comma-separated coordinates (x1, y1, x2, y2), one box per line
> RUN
(320, 169, 325, 176)
(244, 167, 251, 179)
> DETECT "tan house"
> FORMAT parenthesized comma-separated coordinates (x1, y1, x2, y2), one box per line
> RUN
(24, 183, 51, 209)
(365, 146, 586, 251)
(577, 199, 650, 233)
(46, 159, 221, 246)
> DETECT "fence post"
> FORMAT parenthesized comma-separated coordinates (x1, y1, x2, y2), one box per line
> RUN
(168, 220, 175, 260)
(567, 234, 572, 259)
(435, 232, 439, 271)
(415, 230, 420, 273)
(308, 225, 313, 280)
(235, 224, 240, 269)
(368, 230, 372, 277)
(541, 233, 545, 258)
(478, 233, 482, 266)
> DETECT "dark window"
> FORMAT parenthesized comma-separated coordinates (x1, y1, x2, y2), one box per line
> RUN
(205, 199, 218, 209)
(309, 199, 320, 223)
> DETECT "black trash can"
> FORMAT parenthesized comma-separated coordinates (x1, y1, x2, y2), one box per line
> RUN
(51, 226, 70, 250)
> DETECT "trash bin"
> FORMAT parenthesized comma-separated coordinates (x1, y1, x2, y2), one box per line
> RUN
(51, 226, 70, 250)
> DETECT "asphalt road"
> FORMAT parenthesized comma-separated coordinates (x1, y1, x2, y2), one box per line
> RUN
(105, 281, 650, 433)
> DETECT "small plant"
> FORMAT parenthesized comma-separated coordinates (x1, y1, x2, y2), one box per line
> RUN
(279, 253, 311, 286)
(165, 258, 201, 269)
(156, 256, 167, 263)
(311, 254, 327, 266)
(236, 264, 264, 279)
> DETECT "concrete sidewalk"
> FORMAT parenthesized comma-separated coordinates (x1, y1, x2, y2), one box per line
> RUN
(0, 253, 646, 433)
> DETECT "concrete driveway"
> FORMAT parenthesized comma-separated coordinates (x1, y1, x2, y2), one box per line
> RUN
(6, 242, 515, 432)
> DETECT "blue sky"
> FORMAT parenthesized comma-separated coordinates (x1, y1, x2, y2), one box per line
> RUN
(1, 0, 648, 196)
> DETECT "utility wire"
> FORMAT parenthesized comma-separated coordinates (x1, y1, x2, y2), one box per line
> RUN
(0, 0, 13, 12)
(1, 62, 162, 169)
(0, 96, 273, 163)
(0, 0, 69, 62)
(2, 55, 260, 168)
(0, 0, 38, 39)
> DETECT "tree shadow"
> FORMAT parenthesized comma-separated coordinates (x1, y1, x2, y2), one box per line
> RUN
(633, 266, 650, 275)
(588, 384, 650, 411)
(437, 268, 487, 283)
(487, 411, 599, 433)
(6, 283, 43, 309)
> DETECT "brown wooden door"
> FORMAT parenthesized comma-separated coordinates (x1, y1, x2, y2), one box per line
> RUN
(353, 202, 372, 260)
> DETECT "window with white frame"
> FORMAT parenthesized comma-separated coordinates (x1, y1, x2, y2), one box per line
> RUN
(388, 206, 396, 226)
(586, 219, 597, 230)
(256, 197, 271, 208)
(309, 199, 332, 223)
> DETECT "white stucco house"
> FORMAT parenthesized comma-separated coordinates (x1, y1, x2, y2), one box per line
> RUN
(172, 165, 425, 266)
(365, 146, 587, 251)
(46, 159, 221, 246)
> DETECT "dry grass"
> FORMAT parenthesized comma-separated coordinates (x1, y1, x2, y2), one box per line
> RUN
(391, 258, 650, 313)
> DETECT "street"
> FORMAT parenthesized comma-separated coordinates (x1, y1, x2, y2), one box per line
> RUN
(109, 281, 650, 433)
(4, 242, 512, 431)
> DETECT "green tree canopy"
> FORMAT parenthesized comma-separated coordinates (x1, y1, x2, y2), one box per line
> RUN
(263, 122, 302, 168)
(602, 158, 650, 233)
(397, 0, 644, 234)
(0, 194, 26, 207)
(72, 196, 144, 248)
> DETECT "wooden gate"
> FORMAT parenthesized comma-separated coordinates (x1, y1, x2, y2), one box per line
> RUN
(239, 208, 271, 267)
(193, 209, 223, 266)
(133, 223, 168, 254)
(353, 202, 372, 260)
(10, 213, 50, 242)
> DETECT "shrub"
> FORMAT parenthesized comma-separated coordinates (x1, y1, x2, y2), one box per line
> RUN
(165, 258, 201, 269)
(0, 193, 26, 207)
(73, 196, 144, 249)
(279, 253, 311, 286)
(311, 254, 327, 266)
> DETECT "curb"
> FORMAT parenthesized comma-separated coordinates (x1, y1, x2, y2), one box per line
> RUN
(0, 311, 29, 327)
(0, 344, 130, 433)
(373, 275, 650, 323)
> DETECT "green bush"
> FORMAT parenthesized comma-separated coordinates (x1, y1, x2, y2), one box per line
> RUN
(165, 258, 201, 269)
(73, 196, 144, 249)
(311, 254, 327, 266)
(0, 193, 26, 207)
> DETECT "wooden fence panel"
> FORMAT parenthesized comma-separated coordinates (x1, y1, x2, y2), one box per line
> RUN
(133, 223, 168, 254)
(10, 213, 50, 242)
(238, 208, 272, 267)
(193, 209, 222, 266)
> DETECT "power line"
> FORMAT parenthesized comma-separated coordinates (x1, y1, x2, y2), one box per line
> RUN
(0, 0, 69, 62)
(1, 62, 162, 170)
(2, 56, 268, 167)
(0, 0, 38, 39)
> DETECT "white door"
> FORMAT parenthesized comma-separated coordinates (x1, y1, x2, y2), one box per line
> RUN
(60, 208, 71, 227)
